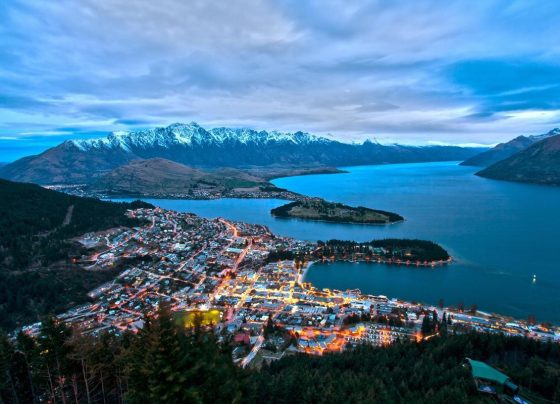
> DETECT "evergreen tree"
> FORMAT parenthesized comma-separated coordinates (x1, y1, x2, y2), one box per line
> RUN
(0, 332, 19, 404)
(37, 316, 73, 403)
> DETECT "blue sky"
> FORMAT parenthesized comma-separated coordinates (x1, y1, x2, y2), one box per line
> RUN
(1, 0, 560, 161)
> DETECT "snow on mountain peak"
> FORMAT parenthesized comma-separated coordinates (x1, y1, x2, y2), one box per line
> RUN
(529, 128, 560, 142)
(71, 122, 335, 151)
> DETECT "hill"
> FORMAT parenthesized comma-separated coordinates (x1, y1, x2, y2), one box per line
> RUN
(0, 178, 152, 329)
(0, 122, 486, 185)
(461, 128, 560, 167)
(89, 158, 266, 196)
(477, 134, 560, 185)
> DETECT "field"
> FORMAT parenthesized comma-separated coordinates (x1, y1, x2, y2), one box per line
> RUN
(176, 309, 223, 328)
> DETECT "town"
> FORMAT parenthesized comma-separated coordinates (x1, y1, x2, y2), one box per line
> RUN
(22, 207, 560, 368)
(44, 183, 310, 201)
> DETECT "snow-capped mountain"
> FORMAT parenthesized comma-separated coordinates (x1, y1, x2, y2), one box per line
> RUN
(529, 128, 560, 143)
(72, 122, 333, 152)
(0, 122, 486, 185)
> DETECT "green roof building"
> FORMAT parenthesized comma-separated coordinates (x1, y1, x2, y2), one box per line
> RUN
(465, 358, 519, 396)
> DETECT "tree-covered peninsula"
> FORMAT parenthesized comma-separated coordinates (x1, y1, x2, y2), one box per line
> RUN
(318, 239, 451, 263)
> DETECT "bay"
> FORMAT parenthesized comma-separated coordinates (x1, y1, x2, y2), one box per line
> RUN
(114, 161, 560, 322)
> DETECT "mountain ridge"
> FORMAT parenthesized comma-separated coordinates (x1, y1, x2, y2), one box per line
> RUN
(0, 122, 487, 185)
(89, 157, 269, 196)
(461, 128, 560, 167)
(476, 134, 560, 185)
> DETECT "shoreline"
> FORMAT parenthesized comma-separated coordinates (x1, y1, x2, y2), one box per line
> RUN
(312, 256, 453, 269)
(300, 256, 453, 292)
(272, 215, 405, 226)
(39, 162, 560, 325)
(298, 260, 316, 284)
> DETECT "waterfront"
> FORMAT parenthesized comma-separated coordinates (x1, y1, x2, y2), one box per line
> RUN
(114, 161, 560, 322)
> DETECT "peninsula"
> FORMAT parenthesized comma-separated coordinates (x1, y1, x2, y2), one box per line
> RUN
(270, 199, 404, 224)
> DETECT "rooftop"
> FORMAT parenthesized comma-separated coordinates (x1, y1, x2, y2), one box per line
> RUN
(466, 358, 510, 385)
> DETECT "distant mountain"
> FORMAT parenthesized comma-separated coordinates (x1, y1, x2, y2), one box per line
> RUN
(0, 122, 487, 185)
(477, 134, 560, 185)
(0, 140, 133, 184)
(90, 158, 265, 195)
(461, 128, 560, 167)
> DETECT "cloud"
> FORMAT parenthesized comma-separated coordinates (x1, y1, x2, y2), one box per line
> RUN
(1, 0, 560, 155)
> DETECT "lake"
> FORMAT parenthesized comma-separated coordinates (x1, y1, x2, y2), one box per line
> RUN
(114, 161, 560, 322)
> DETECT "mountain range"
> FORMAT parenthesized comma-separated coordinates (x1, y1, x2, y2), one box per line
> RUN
(0, 122, 486, 185)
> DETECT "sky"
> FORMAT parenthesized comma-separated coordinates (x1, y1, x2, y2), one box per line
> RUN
(1, 0, 560, 161)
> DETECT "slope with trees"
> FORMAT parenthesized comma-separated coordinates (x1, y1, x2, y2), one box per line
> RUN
(477, 134, 560, 185)
(0, 179, 152, 330)
(1, 307, 559, 403)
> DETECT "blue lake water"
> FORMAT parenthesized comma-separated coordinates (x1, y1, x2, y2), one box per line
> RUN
(114, 161, 560, 322)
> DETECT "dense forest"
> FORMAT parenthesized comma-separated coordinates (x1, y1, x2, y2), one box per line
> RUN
(266, 239, 449, 264)
(1, 306, 559, 403)
(256, 332, 560, 403)
(0, 179, 152, 330)
(318, 239, 450, 262)
(0, 179, 150, 270)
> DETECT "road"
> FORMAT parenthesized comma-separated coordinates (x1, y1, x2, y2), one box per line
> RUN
(241, 335, 264, 368)
(62, 204, 74, 226)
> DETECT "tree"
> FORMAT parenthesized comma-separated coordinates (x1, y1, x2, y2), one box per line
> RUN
(421, 314, 432, 337)
(0, 332, 19, 404)
(264, 317, 275, 338)
(440, 313, 448, 336)
(38, 315, 73, 403)
(125, 304, 247, 403)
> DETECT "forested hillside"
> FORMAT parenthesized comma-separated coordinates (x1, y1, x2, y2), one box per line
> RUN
(1, 306, 559, 403)
(0, 179, 151, 329)
(477, 134, 560, 185)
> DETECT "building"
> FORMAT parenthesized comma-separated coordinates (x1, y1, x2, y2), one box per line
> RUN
(465, 358, 519, 397)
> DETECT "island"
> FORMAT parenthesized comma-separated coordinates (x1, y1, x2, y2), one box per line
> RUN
(270, 199, 404, 224)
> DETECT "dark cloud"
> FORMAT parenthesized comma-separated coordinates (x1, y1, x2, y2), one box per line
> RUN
(1, 0, 560, 150)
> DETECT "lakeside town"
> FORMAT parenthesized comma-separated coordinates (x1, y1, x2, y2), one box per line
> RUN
(44, 183, 311, 201)
(20, 207, 560, 368)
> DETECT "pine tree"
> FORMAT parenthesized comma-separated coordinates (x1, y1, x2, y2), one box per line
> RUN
(38, 315, 73, 403)
(0, 332, 19, 404)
